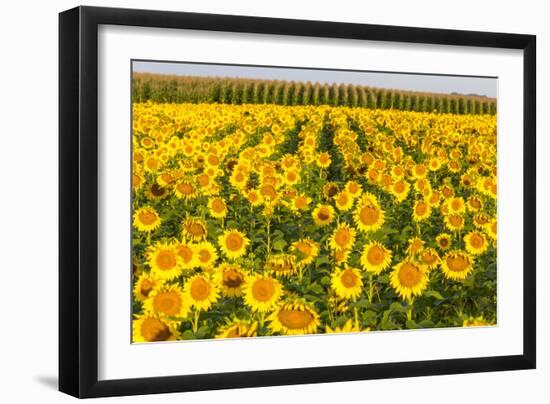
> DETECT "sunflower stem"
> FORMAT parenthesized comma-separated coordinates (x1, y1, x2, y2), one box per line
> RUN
(375, 285, 382, 303)
(406, 297, 414, 321)
(368, 273, 374, 304)
(354, 306, 359, 330)
(192, 310, 200, 334)
(258, 311, 265, 328)
(249, 204, 254, 233)
(266, 218, 271, 255)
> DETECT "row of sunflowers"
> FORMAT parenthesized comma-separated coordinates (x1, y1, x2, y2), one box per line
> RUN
(131, 102, 497, 342)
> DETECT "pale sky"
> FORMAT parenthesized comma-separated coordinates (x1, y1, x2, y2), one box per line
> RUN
(133, 60, 497, 98)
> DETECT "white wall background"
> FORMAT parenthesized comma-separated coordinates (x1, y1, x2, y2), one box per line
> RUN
(0, 1, 545, 402)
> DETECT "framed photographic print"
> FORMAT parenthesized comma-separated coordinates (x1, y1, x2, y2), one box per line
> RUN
(59, 6, 536, 398)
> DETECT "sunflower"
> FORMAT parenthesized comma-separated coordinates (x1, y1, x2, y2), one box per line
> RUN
(243, 274, 283, 312)
(331, 266, 363, 300)
(144, 284, 190, 319)
(216, 318, 258, 338)
(412, 200, 432, 222)
(174, 179, 197, 200)
(435, 233, 452, 251)
(463, 315, 493, 327)
(414, 178, 430, 194)
(354, 193, 385, 233)
(326, 319, 370, 334)
(329, 222, 356, 251)
(485, 219, 497, 241)
(262, 203, 275, 217)
(412, 163, 428, 179)
(312, 204, 335, 226)
(146, 242, 182, 281)
(449, 147, 463, 160)
(345, 181, 363, 198)
(390, 179, 410, 202)
(260, 184, 278, 202)
(328, 294, 350, 314)
(230, 169, 249, 190)
(280, 154, 298, 170)
(133, 206, 161, 232)
(334, 190, 354, 211)
(213, 263, 247, 297)
(444, 214, 465, 232)
(245, 189, 263, 207)
(333, 248, 351, 265)
(174, 242, 197, 270)
(360, 241, 392, 274)
(366, 168, 379, 183)
(132, 258, 144, 277)
(265, 254, 298, 277)
(380, 174, 393, 191)
(427, 189, 442, 207)
(218, 229, 250, 260)
(140, 136, 155, 149)
(477, 176, 496, 198)
(290, 239, 319, 267)
(205, 152, 221, 167)
(473, 212, 491, 228)
(317, 151, 332, 168)
(184, 274, 220, 311)
(461, 173, 475, 188)
(323, 182, 340, 198)
(420, 248, 440, 270)
(144, 157, 161, 173)
(181, 217, 208, 242)
(440, 250, 474, 280)
(360, 151, 374, 166)
(200, 180, 222, 197)
(133, 272, 158, 302)
(428, 157, 443, 171)
(390, 260, 429, 300)
(440, 184, 455, 199)
(268, 301, 320, 335)
(448, 160, 461, 173)
(406, 237, 425, 256)
(132, 314, 180, 343)
(282, 169, 301, 186)
(168, 136, 184, 154)
(390, 163, 405, 178)
(146, 183, 169, 200)
(290, 193, 311, 213)
(208, 197, 228, 219)
(132, 172, 144, 192)
(181, 141, 195, 157)
(195, 241, 219, 268)
(446, 197, 466, 215)
(464, 231, 489, 255)
(467, 195, 484, 213)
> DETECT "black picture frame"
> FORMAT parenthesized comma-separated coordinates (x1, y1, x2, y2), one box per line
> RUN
(59, 5, 536, 398)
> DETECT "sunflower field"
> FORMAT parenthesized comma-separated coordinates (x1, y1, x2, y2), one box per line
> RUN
(131, 101, 497, 343)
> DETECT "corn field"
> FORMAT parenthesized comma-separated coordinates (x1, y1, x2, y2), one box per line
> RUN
(132, 73, 497, 115)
